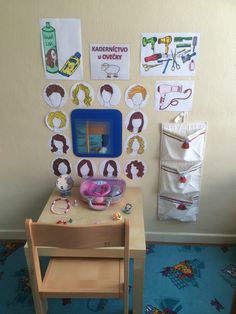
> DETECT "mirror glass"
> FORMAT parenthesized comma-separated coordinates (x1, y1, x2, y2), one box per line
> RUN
(71, 109, 122, 158)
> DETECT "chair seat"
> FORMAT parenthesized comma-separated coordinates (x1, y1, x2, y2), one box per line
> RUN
(40, 257, 124, 298)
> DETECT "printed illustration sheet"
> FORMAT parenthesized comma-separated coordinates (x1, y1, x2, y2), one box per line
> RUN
(140, 33, 200, 76)
(40, 18, 83, 80)
(155, 81, 195, 111)
(90, 44, 130, 80)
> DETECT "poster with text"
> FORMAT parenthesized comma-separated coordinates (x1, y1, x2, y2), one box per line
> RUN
(90, 44, 130, 80)
(140, 33, 200, 77)
(40, 18, 83, 80)
(155, 81, 195, 111)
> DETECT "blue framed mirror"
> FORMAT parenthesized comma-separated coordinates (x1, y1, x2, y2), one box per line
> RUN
(71, 109, 122, 158)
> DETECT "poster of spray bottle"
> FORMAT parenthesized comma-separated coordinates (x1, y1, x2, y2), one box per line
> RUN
(40, 18, 83, 80)
(140, 33, 200, 77)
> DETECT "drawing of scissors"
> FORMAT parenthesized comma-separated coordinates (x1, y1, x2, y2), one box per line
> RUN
(171, 49, 180, 71)
(142, 63, 163, 71)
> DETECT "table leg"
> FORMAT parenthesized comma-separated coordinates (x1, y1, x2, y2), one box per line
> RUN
(133, 256, 145, 314)
(24, 246, 48, 314)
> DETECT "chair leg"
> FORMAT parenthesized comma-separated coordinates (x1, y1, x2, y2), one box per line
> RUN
(124, 294, 129, 314)
(35, 295, 47, 314)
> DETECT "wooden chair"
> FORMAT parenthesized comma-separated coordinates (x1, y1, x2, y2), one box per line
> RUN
(25, 219, 130, 314)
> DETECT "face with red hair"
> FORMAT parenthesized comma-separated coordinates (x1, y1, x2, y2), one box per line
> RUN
(125, 160, 145, 179)
(127, 111, 144, 133)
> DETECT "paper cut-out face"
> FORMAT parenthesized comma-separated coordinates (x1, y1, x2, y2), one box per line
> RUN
(132, 118, 142, 131)
(124, 160, 146, 180)
(97, 84, 121, 107)
(125, 135, 146, 156)
(77, 89, 85, 101)
(104, 160, 118, 177)
(130, 164, 138, 178)
(71, 82, 94, 107)
(131, 138, 140, 152)
(52, 158, 71, 176)
(44, 84, 67, 108)
(99, 159, 120, 177)
(45, 111, 68, 132)
(77, 159, 95, 178)
(50, 134, 70, 156)
(126, 111, 145, 133)
(125, 85, 148, 109)
(100, 84, 113, 105)
(54, 140, 63, 150)
(132, 93, 143, 107)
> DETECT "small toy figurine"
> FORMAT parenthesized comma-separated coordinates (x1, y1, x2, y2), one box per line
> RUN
(56, 174, 74, 197)
(112, 212, 122, 221)
(122, 203, 133, 214)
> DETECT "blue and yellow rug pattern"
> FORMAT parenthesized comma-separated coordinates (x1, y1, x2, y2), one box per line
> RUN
(0, 242, 235, 313)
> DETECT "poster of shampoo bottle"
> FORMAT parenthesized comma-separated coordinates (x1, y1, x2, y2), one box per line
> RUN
(40, 18, 83, 80)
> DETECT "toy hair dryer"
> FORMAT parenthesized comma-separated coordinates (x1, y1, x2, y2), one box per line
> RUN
(157, 84, 183, 108)
(142, 36, 157, 51)
(158, 36, 172, 54)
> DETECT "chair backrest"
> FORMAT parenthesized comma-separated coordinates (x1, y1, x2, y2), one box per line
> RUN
(25, 219, 129, 250)
(25, 219, 130, 290)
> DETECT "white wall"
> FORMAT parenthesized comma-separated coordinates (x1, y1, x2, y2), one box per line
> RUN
(0, 0, 236, 242)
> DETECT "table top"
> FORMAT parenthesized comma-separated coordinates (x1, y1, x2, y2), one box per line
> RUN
(38, 186, 146, 257)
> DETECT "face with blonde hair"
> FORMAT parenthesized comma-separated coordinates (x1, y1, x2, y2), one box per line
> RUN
(46, 111, 67, 131)
(128, 85, 147, 108)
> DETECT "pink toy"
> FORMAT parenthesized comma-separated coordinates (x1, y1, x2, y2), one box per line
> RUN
(80, 177, 126, 210)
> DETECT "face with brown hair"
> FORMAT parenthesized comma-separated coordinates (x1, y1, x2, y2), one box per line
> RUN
(77, 159, 94, 177)
(52, 158, 71, 176)
(46, 49, 58, 68)
(125, 160, 145, 179)
(103, 160, 118, 177)
(127, 111, 144, 133)
(50, 134, 69, 154)
(100, 84, 113, 105)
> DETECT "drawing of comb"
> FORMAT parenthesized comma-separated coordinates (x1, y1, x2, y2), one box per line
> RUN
(192, 36, 198, 53)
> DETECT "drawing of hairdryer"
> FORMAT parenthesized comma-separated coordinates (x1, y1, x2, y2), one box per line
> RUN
(142, 36, 157, 51)
(158, 36, 172, 54)
(157, 84, 183, 109)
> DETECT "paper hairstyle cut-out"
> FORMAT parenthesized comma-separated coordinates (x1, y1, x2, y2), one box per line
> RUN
(43, 83, 67, 108)
(99, 159, 120, 177)
(49, 134, 70, 156)
(125, 134, 147, 156)
(51, 158, 72, 176)
(124, 159, 147, 180)
(76, 159, 96, 178)
(125, 110, 148, 133)
(97, 83, 121, 107)
(125, 84, 148, 109)
(70, 82, 94, 107)
(45, 111, 68, 133)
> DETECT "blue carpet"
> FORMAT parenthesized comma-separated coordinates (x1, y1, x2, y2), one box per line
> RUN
(0, 242, 235, 314)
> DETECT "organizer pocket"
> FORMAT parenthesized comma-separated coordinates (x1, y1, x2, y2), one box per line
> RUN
(161, 122, 207, 161)
(158, 193, 200, 222)
(160, 160, 202, 194)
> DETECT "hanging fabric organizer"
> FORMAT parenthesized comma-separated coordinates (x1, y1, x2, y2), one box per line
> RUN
(160, 160, 202, 194)
(158, 122, 207, 222)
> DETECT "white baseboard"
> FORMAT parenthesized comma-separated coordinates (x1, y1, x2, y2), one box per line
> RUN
(0, 229, 25, 240)
(1, 229, 236, 244)
(145, 231, 236, 244)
